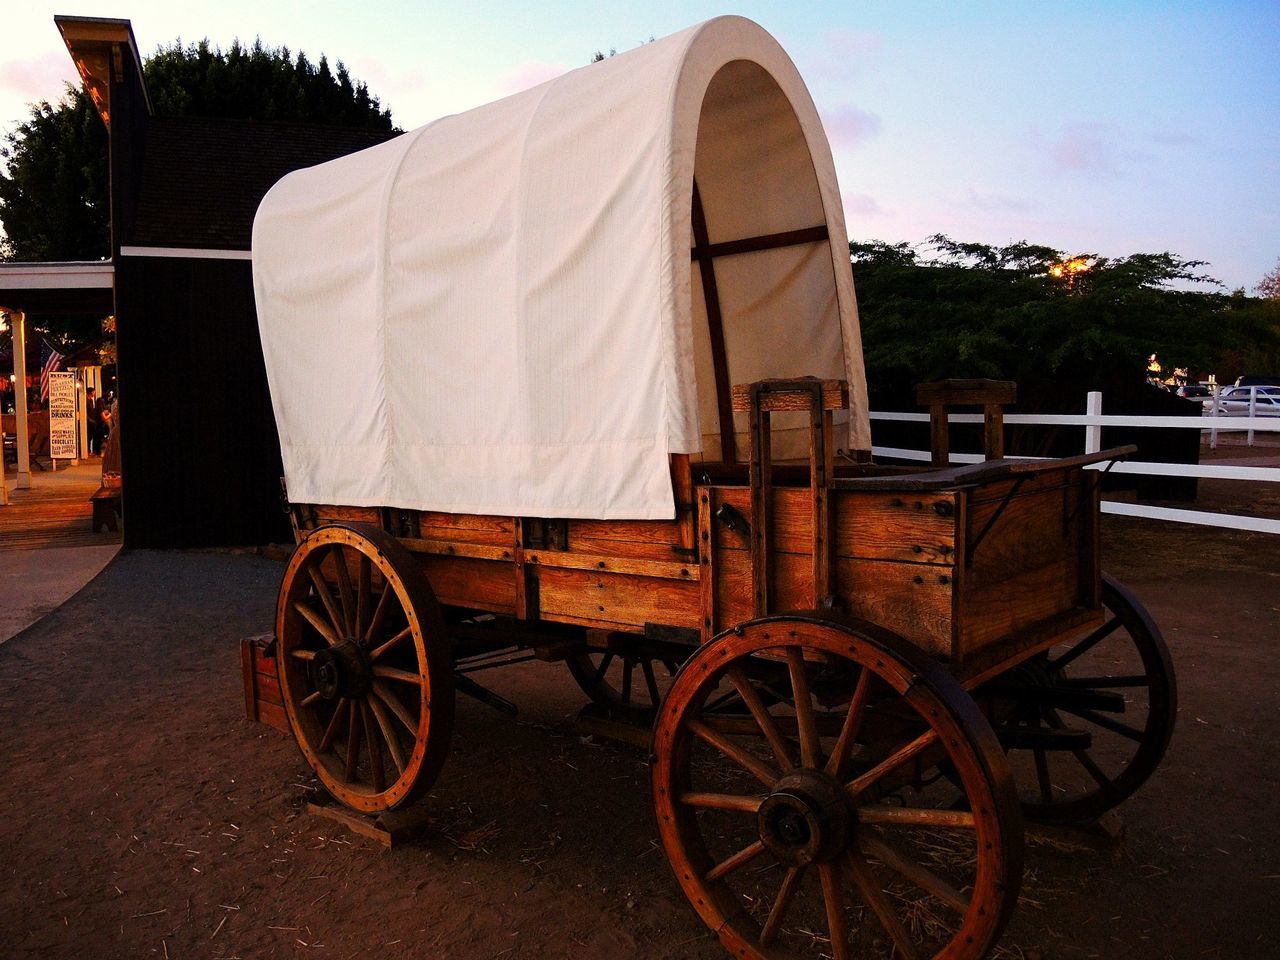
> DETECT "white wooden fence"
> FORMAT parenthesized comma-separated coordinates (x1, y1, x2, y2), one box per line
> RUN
(869, 391, 1280, 535)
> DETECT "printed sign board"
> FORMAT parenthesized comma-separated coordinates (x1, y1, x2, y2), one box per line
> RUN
(48, 372, 78, 460)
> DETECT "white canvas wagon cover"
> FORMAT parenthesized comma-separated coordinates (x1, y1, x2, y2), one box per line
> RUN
(253, 16, 869, 520)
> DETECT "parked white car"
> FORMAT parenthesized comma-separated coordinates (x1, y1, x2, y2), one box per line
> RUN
(1203, 386, 1280, 416)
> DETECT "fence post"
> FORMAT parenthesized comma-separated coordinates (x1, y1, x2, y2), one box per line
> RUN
(1085, 391, 1102, 455)
(1210, 384, 1219, 451)
(1248, 387, 1256, 447)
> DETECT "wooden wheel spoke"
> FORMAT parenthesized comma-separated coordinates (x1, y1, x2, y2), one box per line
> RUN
(372, 680, 418, 733)
(786, 648, 821, 769)
(361, 700, 385, 792)
(362, 587, 393, 647)
(300, 690, 323, 708)
(678, 792, 762, 814)
(759, 865, 805, 946)
(621, 659, 634, 704)
(857, 806, 976, 830)
(1074, 748, 1112, 788)
(307, 565, 347, 641)
(641, 658, 661, 705)
(845, 729, 939, 799)
(860, 832, 968, 913)
(705, 839, 765, 882)
(293, 600, 340, 647)
(356, 554, 371, 638)
(319, 699, 349, 754)
(290, 648, 317, 662)
(345, 701, 362, 781)
(1058, 705, 1144, 741)
(370, 625, 413, 661)
(703, 686, 745, 714)
(331, 545, 356, 636)
(726, 665, 795, 773)
(367, 692, 407, 775)
(826, 667, 872, 778)
(591, 653, 614, 687)
(819, 862, 850, 960)
(845, 848, 921, 960)
(372, 665, 422, 686)
(1034, 748, 1053, 802)
(688, 718, 779, 788)
(1050, 616, 1123, 670)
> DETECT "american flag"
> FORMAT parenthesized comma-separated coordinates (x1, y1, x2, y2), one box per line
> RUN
(39, 339, 64, 402)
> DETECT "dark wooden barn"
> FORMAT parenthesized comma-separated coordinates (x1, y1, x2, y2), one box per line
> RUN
(56, 16, 397, 547)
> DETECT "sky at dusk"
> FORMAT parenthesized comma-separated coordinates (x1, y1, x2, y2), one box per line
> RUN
(1, 1, 1277, 291)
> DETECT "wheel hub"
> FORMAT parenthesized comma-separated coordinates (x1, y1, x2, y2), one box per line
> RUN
(757, 770, 853, 866)
(308, 640, 372, 701)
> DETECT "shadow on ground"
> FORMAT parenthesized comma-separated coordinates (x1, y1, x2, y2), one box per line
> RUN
(0, 528, 1276, 959)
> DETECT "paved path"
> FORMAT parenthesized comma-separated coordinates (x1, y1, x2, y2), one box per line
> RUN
(0, 532, 1276, 960)
(0, 459, 121, 644)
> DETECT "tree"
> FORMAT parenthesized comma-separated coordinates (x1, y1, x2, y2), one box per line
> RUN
(849, 235, 1276, 405)
(0, 89, 107, 262)
(0, 38, 396, 353)
(144, 38, 393, 128)
(0, 38, 395, 265)
(1258, 258, 1280, 300)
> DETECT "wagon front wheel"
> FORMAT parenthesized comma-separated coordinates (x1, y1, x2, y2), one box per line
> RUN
(653, 614, 1022, 960)
(276, 522, 454, 813)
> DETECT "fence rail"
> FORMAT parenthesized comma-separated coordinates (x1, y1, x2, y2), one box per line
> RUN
(869, 391, 1280, 535)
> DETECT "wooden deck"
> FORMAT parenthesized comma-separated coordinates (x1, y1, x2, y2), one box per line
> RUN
(0, 460, 122, 551)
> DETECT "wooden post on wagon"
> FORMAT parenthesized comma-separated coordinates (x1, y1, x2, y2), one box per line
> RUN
(731, 378, 848, 612)
(917, 379, 1017, 467)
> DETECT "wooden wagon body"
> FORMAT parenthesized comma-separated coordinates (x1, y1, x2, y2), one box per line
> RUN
(252, 18, 1175, 960)
(291, 416, 1106, 679)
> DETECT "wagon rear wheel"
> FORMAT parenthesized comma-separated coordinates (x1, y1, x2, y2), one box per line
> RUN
(979, 574, 1176, 825)
(653, 614, 1022, 960)
(567, 636, 688, 723)
(276, 522, 454, 813)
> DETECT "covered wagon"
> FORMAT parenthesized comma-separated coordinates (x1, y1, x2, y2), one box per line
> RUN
(252, 17, 1175, 959)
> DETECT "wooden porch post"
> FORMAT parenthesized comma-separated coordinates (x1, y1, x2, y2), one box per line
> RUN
(9, 310, 32, 489)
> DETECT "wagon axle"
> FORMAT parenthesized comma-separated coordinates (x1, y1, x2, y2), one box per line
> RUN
(308, 640, 373, 701)
(758, 770, 853, 867)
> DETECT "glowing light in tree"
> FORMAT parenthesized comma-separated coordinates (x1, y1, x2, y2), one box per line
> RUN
(1049, 256, 1093, 289)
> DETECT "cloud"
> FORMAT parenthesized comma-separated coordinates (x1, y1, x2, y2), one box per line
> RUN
(496, 61, 569, 95)
(0, 52, 79, 103)
(1045, 122, 1116, 173)
(823, 104, 882, 149)
(966, 188, 1030, 213)
(843, 192, 884, 217)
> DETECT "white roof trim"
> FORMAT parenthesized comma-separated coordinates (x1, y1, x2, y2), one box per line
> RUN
(119, 246, 252, 261)
(0, 261, 114, 289)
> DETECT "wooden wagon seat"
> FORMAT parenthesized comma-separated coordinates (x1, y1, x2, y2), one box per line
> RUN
(832, 446, 1137, 492)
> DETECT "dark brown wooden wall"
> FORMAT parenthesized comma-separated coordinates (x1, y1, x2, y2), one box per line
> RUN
(113, 256, 291, 548)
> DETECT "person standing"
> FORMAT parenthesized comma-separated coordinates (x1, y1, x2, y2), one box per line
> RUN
(86, 386, 103, 456)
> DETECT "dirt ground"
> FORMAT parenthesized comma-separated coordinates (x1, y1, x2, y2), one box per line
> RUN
(1, 497, 1278, 959)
